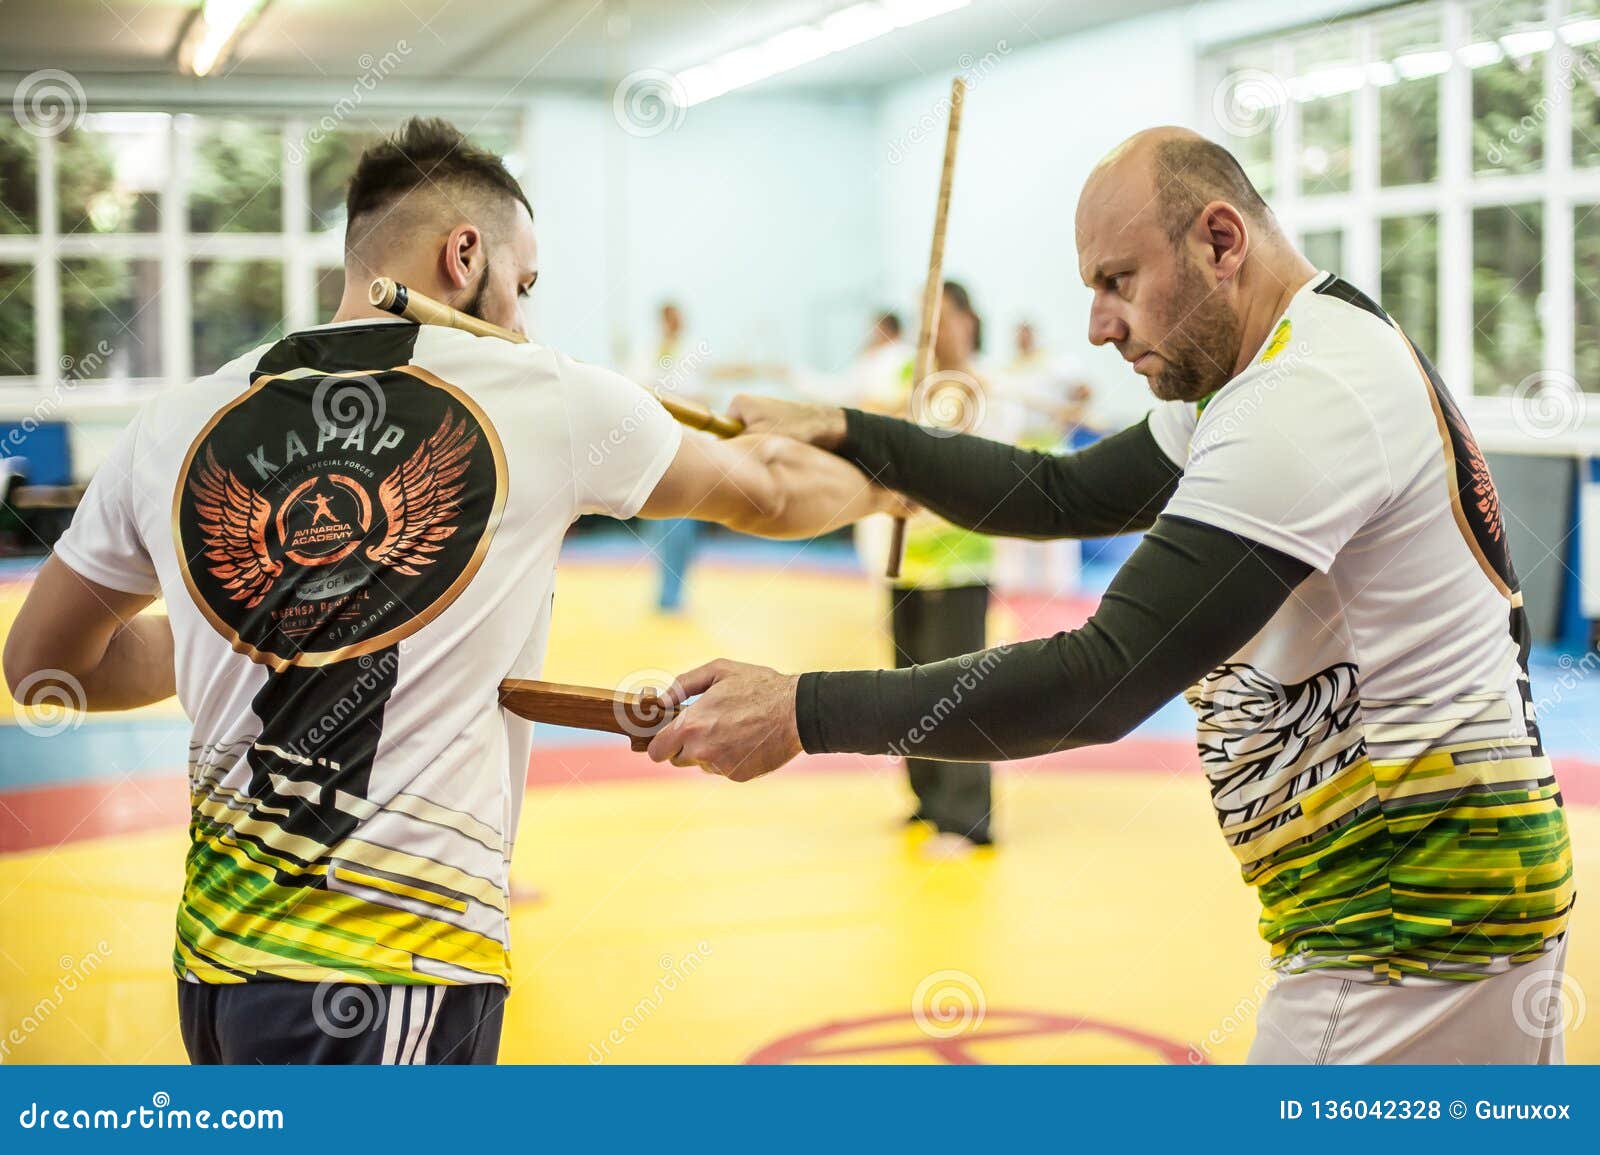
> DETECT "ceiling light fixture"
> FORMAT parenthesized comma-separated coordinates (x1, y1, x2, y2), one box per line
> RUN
(676, 0, 973, 107)
(178, 0, 270, 78)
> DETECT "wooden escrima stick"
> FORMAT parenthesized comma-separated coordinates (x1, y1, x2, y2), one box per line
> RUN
(369, 277, 744, 438)
(887, 76, 966, 580)
(499, 679, 676, 751)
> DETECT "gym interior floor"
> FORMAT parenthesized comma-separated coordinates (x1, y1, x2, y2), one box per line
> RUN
(1, 534, 1594, 1064)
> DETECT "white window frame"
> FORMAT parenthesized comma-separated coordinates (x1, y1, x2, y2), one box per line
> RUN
(0, 104, 526, 415)
(1200, 0, 1600, 447)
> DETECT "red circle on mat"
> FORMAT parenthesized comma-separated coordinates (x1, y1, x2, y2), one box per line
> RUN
(745, 1009, 1198, 1065)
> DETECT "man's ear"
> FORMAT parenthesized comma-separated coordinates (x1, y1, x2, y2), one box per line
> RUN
(441, 223, 484, 290)
(1198, 201, 1249, 281)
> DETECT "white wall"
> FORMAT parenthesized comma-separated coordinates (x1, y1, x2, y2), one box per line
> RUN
(524, 91, 883, 377)
(520, 94, 620, 367)
(872, 0, 1379, 426)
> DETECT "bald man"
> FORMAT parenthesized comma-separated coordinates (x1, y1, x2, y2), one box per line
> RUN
(2, 118, 901, 1064)
(646, 128, 1575, 1064)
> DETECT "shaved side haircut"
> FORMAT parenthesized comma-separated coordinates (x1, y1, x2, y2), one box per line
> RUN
(344, 117, 532, 260)
(1150, 137, 1276, 248)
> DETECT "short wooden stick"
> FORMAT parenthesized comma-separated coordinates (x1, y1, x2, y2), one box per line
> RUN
(499, 679, 676, 753)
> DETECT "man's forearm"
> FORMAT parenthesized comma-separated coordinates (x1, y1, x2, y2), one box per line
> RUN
(793, 516, 1311, 760)
(832, 409, 1182, 539)
(739, 437, 900, 540)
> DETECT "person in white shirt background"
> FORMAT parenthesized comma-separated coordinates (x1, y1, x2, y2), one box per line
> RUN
(991, 319, 1096, 596)
(630, 301, 710, 615)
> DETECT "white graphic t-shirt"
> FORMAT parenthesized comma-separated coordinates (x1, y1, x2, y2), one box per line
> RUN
(1146, 273, 1572, 982)
(54, 318, 682, 985)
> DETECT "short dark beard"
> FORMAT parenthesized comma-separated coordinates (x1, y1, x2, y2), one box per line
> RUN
(1147, 255, 1240, 403)
(461, 253, 493, 322)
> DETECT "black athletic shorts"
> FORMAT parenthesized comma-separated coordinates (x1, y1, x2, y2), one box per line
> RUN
(178, 979, 506, 1065)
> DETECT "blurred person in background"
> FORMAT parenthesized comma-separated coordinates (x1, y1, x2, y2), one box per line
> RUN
(993, 319, 1095, 596)
(782, 310, 909, 411)
(1005, 320, 1093, 440)
(858, 281, 1002, 856)
(632, 301, 707, 614)
(849, 311, 909, 407)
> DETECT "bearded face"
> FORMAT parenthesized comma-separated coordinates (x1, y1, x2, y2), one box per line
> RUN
(1141, 252, 1243, 403)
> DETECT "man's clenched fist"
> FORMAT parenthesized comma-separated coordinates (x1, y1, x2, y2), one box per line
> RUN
(646, 659, 804, 782)
(725, 395, 848, 450)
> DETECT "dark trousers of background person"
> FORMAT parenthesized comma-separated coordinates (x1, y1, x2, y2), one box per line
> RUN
(890, 584, 993, 844)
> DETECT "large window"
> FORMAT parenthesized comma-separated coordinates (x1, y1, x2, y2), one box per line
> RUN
(1204, 0, 1600, 399)
(0, 110, 523, 393)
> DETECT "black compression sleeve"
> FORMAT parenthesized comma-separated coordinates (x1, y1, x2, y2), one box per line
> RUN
(794, 515, 1313, 761)
(835, 409, 1182, 539)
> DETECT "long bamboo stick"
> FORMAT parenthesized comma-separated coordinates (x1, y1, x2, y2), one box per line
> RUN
(887, 76, 966, 580)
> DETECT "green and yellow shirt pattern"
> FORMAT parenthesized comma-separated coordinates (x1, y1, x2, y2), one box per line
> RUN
(1152, 274, 1573, 982)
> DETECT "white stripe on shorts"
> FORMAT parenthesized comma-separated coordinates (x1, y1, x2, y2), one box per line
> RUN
(380, 987, 406, 1065)
(412, 988, 445, 1065)
(398, 987, 431, 1065)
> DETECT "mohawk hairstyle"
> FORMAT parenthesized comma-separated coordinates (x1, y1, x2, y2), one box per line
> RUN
(1150, 137, 1274, 247)
(344, 117, 531, 250)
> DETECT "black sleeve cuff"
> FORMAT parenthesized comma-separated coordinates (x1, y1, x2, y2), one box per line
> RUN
(836, 407, 873, 464)
(795, 667, 917, 756)
(795, 671, 828, 753)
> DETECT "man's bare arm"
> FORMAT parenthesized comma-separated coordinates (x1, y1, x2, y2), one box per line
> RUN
(637, 432, 908, 539)
(3, 556, 175, 711)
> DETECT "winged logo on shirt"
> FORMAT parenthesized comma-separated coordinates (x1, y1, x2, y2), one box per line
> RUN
(188, 410, 479, 609)
(1456, 423, 1504, 545)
